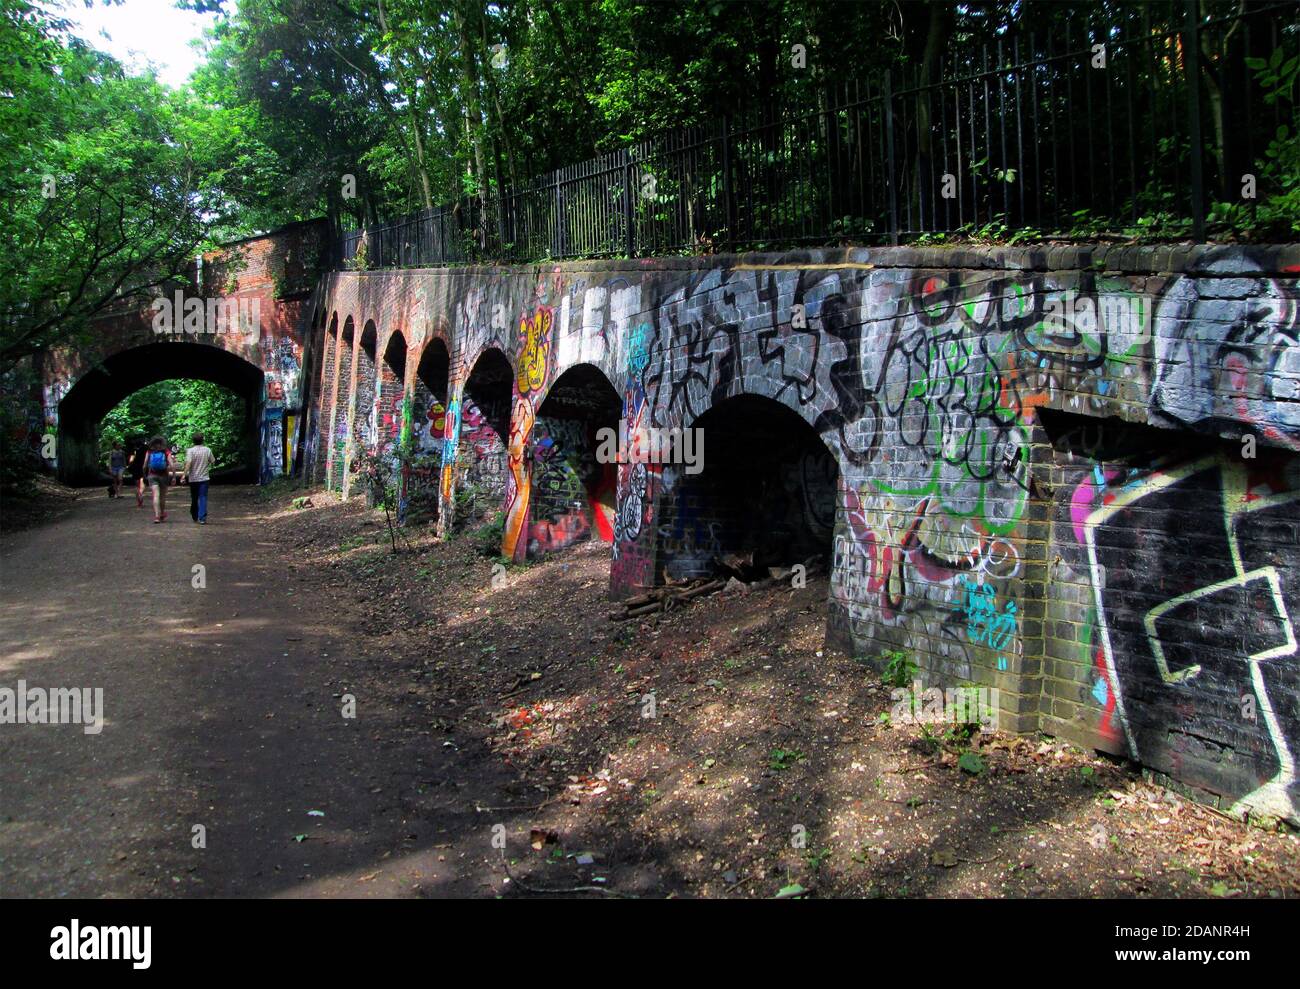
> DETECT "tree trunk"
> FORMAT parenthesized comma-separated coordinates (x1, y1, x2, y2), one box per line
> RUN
(914, 2, 953, 229)
(377, 0, 434, 211)
(454, 2, 490, 248)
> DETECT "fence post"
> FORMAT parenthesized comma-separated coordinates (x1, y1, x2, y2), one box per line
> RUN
(553, 171, 563, 258)
(623, 151, 636, 258)
(884, 69, 899, 245)
(495, 194, 505, 259)
(721, 115, 734, 247)
(1184, 0, 1206, 241)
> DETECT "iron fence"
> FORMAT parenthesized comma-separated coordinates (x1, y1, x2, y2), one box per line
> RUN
(341, 2, 1298, 269)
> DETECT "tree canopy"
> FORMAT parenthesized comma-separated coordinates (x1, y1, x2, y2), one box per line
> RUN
(1, 0, 1295, 370)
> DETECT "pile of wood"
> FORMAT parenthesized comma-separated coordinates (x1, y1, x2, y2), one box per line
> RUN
(607, 578, 726, 621)
(607, 552, 824, 621)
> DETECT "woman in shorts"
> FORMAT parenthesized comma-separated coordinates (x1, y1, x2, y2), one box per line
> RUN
(144, 435, 174, 522)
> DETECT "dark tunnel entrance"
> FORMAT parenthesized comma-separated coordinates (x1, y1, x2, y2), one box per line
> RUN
(412, 338, 450, 455)
(403, 338, 450, 523)
(56, 341, 264, 485)
(458, 348, 513, 522)
(528, 363, 620, 558)
(654, 394, 840, 583)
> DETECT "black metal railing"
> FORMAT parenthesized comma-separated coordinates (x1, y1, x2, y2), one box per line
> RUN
(341, 2, 1297, 269)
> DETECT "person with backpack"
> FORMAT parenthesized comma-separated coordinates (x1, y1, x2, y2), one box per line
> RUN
(128, 441, 148, 508)
(183, 432, 215, 524)
(144, 435, 173, 522)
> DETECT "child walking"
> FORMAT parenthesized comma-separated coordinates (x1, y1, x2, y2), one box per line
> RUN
(107, 442, 126, 497)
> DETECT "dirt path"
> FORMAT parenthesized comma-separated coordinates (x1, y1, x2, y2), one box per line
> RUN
(3, 486, 1298, 899)
(0, 487, 511, 898)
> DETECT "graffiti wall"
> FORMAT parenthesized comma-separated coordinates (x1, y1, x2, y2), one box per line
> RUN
(1047, 424, 1299, 821)
(307, 244, 1300, 822)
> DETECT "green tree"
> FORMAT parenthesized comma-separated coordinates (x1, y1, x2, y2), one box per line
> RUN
(0, 1, 237, 371)
(99, 379, 250, 469)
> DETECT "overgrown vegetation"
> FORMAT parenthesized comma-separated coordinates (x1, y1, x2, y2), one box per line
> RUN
(99, 380, 251, 468)
(354, 447, 409, 554)
(471, 510, 507, 558)
(879, 649, 919, 688)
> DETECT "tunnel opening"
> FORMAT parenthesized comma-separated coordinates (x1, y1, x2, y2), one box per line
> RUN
(56, 341, 264, 486)
(354, 321, 379, 464)
(101, 379, 255, 481)
(527, 363, 620, 558)
(458, 348, 513, 523)
(376, 330, 406, 462)
(654, 394, 840, 583)
(404, 338, 451, 523)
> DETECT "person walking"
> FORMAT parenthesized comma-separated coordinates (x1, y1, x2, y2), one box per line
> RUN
(184, 432, 215, 524)
(107, 442, 126, 497)
(144, 435, 173, 522)
(128, 441, 148, 508)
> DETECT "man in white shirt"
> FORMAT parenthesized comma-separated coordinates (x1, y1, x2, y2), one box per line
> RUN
(184, 432, 216, 524)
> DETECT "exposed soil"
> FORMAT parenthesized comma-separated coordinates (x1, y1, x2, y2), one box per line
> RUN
(0, 475, 85, 534)
(254, 488, 1300, 899)
(1, 484, 1297, 898)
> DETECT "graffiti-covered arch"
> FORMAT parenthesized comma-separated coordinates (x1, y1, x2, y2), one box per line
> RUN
(310, 312, 340, 484)
(411, 337, 450, 449)
(328, 316, 357, 491)
(526, 362, 621, 558)
(451, 347, 515, 529)
(646, 392, 840, 583)
(376, 328, 407, 460)
(353, 320, 380, 468)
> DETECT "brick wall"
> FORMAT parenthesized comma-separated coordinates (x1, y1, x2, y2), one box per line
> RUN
(307, 244, 1300, 825)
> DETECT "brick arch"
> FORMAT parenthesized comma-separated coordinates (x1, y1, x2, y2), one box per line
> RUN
(675, 373, 848, 473)
(43, 297, 291, 483)
(412, 336, 451, 456)
(526, 362, 623, 558)
(447, 346, 516, 536)
(327, 315, 356, 491)
(348, 320, 380, 488)
(54, 339, 266, 485)
(531, 359, 619, 414)
(645, 391, 840, 584)
(397, 335, 452, 523)
(310, 312, 340, 483)
(409, 322, 453, 367)
(376, 328, 408, 459)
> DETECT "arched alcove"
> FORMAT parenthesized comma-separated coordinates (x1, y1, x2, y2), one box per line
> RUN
(654, 393, 839, 582)
(528, 363, 621, 557)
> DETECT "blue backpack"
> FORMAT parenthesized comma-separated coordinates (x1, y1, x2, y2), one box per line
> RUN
(148, 449, 168, 472)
